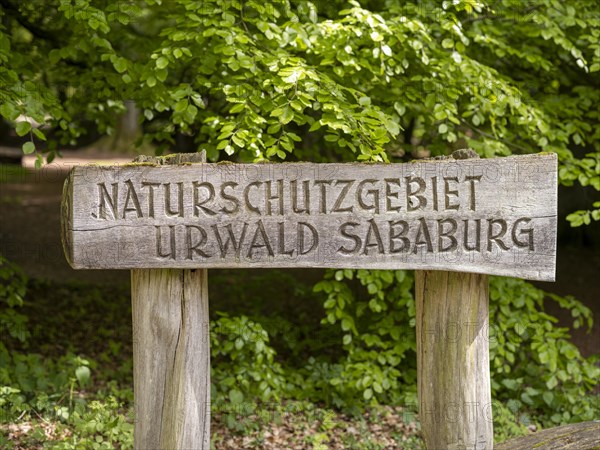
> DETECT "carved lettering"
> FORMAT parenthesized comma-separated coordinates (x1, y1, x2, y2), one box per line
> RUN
(364, 219, 384, 255)
(98, 182, 118, 220)
(141, 182, 160, 218)
(220, 182, 240, 214)
(438, 218, 458, 252)
(164, 182, 184, 217)
(465, 176, 481, 211)
(444, 177, 459, 211)
(338, 222, 361, 255)
(123, 179, 143, 218)
(291, 180, 310, 214)
(265, 180, 284, 215)
(406, 176, 427, 211)
(298, 222, 318, 255)
(244, 181, 262, 214)
(332, 180, 354, 213)
(247, 220, 274, 258)
(186, 225, 211, 259)
(413, 218, 433, 254)
(212, 223, 247, 258)
(487, 219, 509, 251)
(155, 225, 176, 259)
(314, 180, 332, 213)
(357, 179, 380, 214)
(463, 219, 481, 252)
(385, 179, 402, 213)
(193, 181, 216, 216)
(431, 176, 439, 211)
(278, 222, 295, 256)
(512, 218, 534, 250)
(389, 220, 410, 253)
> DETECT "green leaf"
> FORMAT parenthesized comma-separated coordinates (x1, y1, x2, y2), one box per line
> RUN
(228, 389, 244, 404)
(156, 56, 169, 69)
(309, 120, 322, 132)
(16, 121, 31, 137)
(174, 100, 188, 112)
(75, 365, 91, 387)
(370, 31, 383, 42)
(0, 103, 19, 121)
(231, 134, 245, 148)
(280, 106, 294, 125)
(155, 68, 168, 82)
(22, 142, 35, 154)
(267, 123, 281, 134)
(113, 58, 127, 73)
(358, 96, 371, 106)
(32, 128, 46, 141)
(230, 103, 245, 114)
(442, 38, 454, 49)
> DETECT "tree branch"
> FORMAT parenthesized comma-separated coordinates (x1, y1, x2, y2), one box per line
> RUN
(0, 0, 64, 44)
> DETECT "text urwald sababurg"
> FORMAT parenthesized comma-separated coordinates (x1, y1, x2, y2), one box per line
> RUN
(93, 174, 535, 261)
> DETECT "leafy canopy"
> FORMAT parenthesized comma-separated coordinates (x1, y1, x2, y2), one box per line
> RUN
(1, 1, 598, 200)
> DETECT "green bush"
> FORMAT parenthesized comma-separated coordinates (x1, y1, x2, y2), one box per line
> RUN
(311, 269, 599, 434)
(45, 397, 133, 450)
(211, 314, 288, 405)
(0, 258, 133, 449)
(488, 277, 599, 427)
(312, 269, 417, 411)
(0, 255, 29, 346)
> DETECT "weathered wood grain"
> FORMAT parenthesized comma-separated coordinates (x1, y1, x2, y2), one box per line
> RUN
(61, 154, 557, 280)
(416, 270, 492, 449)
(132, 269, 210, 449)
(495, 421, 599, 449)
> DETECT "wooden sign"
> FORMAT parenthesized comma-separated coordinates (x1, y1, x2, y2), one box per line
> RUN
(60, 152, 559, 450)
(62, 153, 557, 280)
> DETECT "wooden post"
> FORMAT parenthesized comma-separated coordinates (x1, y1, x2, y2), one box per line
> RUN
(416, 270, 492, 449)
(132, 269, 210, 449)
(131, 152, 210, 449)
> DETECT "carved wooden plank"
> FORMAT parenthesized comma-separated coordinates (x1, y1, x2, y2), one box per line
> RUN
(61, 154, 557, 280)
(416, 270, 492, 449)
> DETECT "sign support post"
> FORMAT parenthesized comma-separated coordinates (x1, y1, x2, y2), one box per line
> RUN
(132, 268, 210, 448)
(414, 151, 492, 448)
(416, 270, 492, 448)
(131, 153, 210, 449)
(61, 152, 557, 450)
